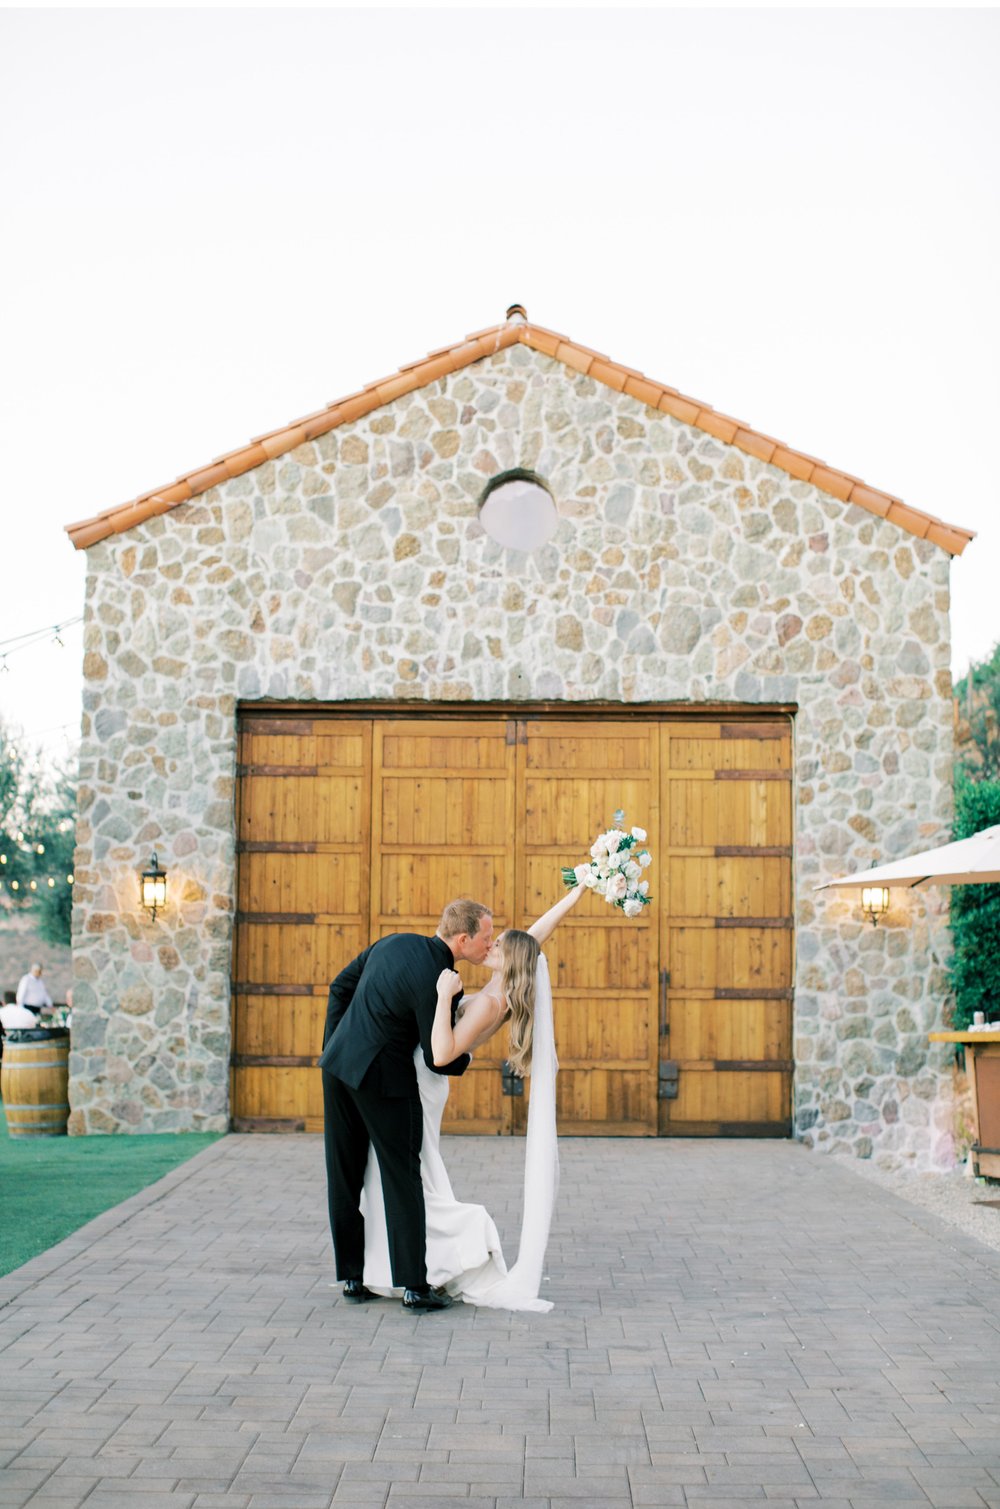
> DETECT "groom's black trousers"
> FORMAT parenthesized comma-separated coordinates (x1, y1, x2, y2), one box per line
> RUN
(322, 1068, 427, 1291)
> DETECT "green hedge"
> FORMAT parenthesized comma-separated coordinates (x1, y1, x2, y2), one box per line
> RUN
(948, 773, 1000, 1029)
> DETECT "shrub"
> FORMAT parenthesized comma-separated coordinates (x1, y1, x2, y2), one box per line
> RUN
(948, 772, 1000, 1029)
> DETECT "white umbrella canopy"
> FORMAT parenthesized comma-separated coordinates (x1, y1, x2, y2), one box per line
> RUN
(816, 824, 1000, 890)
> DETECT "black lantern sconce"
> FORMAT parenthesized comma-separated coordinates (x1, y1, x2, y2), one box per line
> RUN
(140, 851, 167, 921)
(861, 881, 890, 927)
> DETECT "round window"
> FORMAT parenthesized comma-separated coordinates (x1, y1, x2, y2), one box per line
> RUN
(478, 469, 559, 551)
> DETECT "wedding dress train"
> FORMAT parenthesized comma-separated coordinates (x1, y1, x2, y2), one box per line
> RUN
(360, 955, 559, 1312)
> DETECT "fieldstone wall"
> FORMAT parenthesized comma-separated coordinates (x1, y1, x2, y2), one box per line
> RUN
(71, 342, 958, 1165)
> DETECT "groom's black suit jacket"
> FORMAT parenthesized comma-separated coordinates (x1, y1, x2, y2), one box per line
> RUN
(317, 933, 470, 1097)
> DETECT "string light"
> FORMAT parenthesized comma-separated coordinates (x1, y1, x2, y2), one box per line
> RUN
(0, 616, 82, 661)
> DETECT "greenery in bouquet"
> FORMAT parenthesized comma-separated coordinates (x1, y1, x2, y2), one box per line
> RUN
(562, 812, 652, 917)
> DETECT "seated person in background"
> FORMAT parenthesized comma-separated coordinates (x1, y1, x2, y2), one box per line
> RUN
(15, 963, 53, 1018)
(0, 1000, 39, 1030)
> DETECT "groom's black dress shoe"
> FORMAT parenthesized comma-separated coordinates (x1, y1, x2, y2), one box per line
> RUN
(402, 1286, 453, 1313)
(343, 1278, 375, 1303)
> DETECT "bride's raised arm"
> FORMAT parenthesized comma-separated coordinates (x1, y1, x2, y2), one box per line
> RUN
(431, 970, 502, 1066)
(527, 870, 588, 945)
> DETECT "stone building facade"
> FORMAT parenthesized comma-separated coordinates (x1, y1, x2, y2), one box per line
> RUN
(66, 312, 974, 1166)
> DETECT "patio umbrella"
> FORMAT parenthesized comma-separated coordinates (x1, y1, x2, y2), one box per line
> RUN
(816, 824, 1000, 890)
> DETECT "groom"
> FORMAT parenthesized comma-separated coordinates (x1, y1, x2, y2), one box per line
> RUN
(319, 899, 494, 1312)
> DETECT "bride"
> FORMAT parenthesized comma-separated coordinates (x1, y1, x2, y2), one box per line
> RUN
(357, 876, 587, 1311)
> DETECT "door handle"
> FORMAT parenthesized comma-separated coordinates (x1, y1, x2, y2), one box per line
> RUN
(658, 967, 670, 1038)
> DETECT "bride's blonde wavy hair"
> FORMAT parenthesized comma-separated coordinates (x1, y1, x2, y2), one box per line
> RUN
(500, 929, 541, 1078)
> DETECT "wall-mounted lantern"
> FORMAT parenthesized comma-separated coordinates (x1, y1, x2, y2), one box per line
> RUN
(861, 881, 890, 926)
(141, 851, 167, 921)
(478, 468, 559, 551)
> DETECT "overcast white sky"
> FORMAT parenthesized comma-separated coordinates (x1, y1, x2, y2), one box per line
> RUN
(2, 6, 997, 768)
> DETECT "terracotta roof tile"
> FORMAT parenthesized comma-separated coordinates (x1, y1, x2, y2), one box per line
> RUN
(925, 521, 972, 553)
(770, 447, 821, 480)
(658, 392, 702, 425)
(847, 484, 893, 519)
(218, 444, 270, 478)
(697, 412, 742, 444)
(65, 313, 975, 557)
(623, 375, 666, 409)
(184, 461, 232, 495)
(326, 393, 382, 428)
(808, 466, 855, 503)
(733, 429, 778, 463)
(523, 327, 561, 359)
(589, 359, 628, 393)
(886, 500, 934, 538)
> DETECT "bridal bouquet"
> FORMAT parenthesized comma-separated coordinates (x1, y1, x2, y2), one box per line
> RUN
(562, 811, 652, 918)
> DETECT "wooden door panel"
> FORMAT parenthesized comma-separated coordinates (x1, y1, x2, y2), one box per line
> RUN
(668, 779, 792, 849)
(519, 720, 659, 1136)
(541, 923, 654, 993)
(665, 727, 791, 772)
(238, 774, 366, 845)
(231, 719, 371, 1130)
(556, 1069, 651, 1135)
(232, 992, 326, 1058)
(372, 720, 516, 1136)
(237, 851, 364, 916)
(667, 856, 793, 919)
(669, 1069, 789, 1133)
(523, 778, 652, 853)
(668, 997, 791, 1061)
(555, 995, 652, 1063)
(660, 719, 793, 1137)
(525, 728, 652, 774)
(379, 776, 510, 847)
(377, 855, 506, 920)
(667, 926, 792, 992)
(233, 1065, 325, 1129)
(234, 921, 368, 989)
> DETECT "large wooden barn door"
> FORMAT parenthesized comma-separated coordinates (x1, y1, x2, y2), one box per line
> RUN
(658, 720, 793, 1136)
(231, 710, 793, 1137)
(232, 717, 371, 1132)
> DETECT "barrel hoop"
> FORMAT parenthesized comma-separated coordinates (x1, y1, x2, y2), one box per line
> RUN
(3, 1058, 68, 1070)
(4, 1102, 71, 1112)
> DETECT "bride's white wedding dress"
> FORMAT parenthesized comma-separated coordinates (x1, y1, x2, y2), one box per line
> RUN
(359, 955, 559, 1312)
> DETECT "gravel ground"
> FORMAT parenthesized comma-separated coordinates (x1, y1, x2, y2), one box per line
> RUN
(840, 1150, 1000, 1254)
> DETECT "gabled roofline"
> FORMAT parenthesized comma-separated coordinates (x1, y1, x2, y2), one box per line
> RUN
(65, 317, 975, 555)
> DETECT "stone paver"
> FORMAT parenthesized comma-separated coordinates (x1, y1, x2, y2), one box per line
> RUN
(1, 1137, 999, 1509)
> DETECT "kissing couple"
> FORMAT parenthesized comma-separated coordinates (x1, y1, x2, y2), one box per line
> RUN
(318, 875, 589, 1312)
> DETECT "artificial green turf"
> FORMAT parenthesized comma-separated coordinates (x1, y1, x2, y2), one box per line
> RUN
(0, 1103, 222, 1277)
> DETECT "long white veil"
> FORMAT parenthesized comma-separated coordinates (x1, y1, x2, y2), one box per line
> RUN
(473, 953, 559, 1312)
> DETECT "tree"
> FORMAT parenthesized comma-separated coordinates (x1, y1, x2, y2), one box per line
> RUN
(0, 721, 76, 947)
(954, 641, 1000, 780)
(947, 772, 1000, 1030)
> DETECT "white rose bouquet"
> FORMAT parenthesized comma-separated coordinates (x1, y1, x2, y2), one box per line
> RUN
(561, 810, 653, 918)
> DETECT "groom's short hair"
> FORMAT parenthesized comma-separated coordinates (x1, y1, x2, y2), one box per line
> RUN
(438, 899, 492, 940)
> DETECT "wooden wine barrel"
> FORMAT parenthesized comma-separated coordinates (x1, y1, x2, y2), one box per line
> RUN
(1, 1032, 70, 1137)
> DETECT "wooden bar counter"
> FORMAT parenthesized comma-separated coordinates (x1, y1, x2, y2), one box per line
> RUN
(929, 1030, 1000, 1177)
